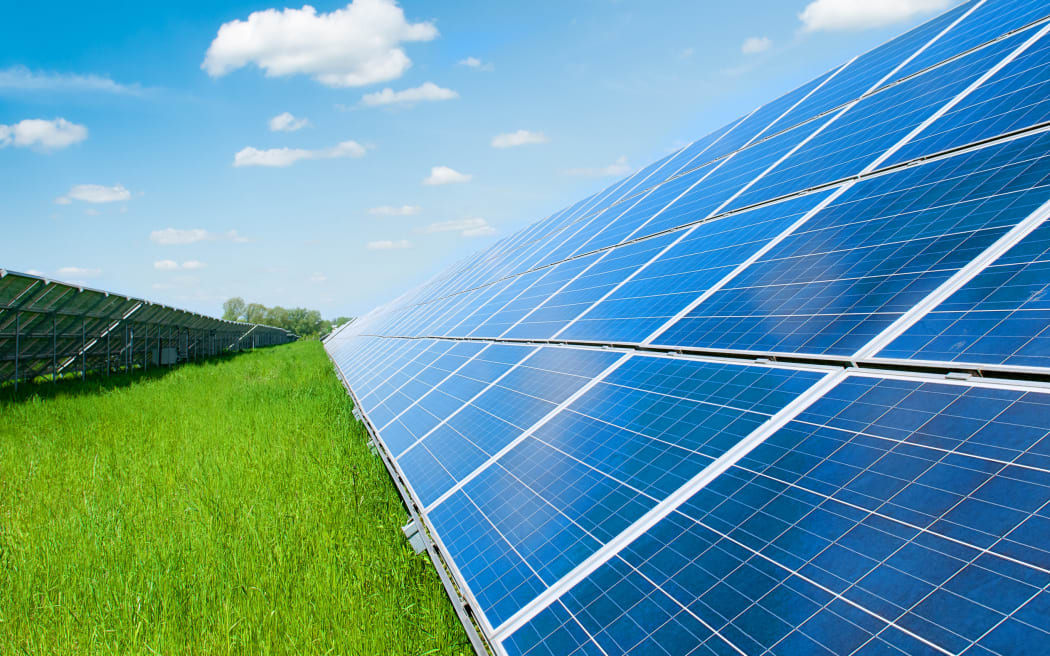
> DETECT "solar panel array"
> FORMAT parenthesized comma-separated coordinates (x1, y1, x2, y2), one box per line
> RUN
(325, 2, 1050, 654)
(0, 269, 296, 386)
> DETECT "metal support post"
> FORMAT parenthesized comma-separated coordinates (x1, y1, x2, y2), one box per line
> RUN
(52, 313, 57, 383)
(106, 326, 111, 376)
(81, 320, 86, 380)
(13, 312, 19, 392)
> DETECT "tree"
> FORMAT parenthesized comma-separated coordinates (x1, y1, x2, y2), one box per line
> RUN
(244, 303, 268, 324)
(221, 298, 351, 339)
(223, 297, 246, 321)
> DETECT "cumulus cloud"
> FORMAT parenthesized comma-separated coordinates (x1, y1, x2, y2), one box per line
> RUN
(420, 218, 495, 237)
(268, 111, 310, 132)
(361, 81, 458, 106)
(201, 0, 438, 88)
(233, 140, 366, 167)
(57, 266, 101, 278)
(491, 129, 549, 148)
(367, 239, 412, 250)
(149, 228, 248, 245)
(741, 36, 772, 54)
(369, 204, 421, 216)
(309, 272, 327, 283)
(458, 56, 493, 71)
(56, 184, 131, 204)
(0, 66, 141, 94)
(799, 0, 949, 32)
(562, 155, 631, 178)
(155, 260, 207, 270)
(423, 165, 471, 185)
(0, 118, 87, 150)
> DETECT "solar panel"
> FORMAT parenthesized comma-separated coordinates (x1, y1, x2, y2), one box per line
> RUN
(325, 3, 1050, 654)
(0, 270, 296, 385)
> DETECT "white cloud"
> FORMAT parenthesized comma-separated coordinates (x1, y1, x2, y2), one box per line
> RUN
(149, 228, 248, 245)
(233, 140, 366, 167)
(0, 66, 141, 94)
(268, 111, 310, 132)
(562, 155, 632, 178)
(491, 129, 549, 148)
(57, 266, 101, 278)
(420, 218, 496, 237)
(741, 36, 772, 54)
(423, 165, 471, 185)
(680, 47, 695, 58)
(56, 184, 131, 204)
(361, 81, 458, 106)
(0, 118, 87, 150)
(155, 259, 206, 270)
(201, 0, 438, 88)
(84, 208, 100, 216)
(799, 0, 949, 32)
(369, 204, 421, 216)
(151, 228, 209, 245)
(367, 239, 412, 250)
(309, 272, 327, 283)
(458, 56, 493, 71)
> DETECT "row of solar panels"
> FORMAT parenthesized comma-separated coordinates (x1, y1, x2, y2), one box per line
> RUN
(326, 1, 1050, 654)
(0, 269, 297, 386)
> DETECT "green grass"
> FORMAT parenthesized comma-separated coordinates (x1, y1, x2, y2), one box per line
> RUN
(0, 341, 470, 655)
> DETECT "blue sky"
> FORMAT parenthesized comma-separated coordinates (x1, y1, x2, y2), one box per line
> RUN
(0, 0, 955, 318)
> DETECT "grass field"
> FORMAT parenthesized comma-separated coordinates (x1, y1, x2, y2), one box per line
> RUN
(0, 341, 469, 655)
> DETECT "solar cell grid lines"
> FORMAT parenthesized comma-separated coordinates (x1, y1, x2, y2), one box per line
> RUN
(325, 3, 1050, 654)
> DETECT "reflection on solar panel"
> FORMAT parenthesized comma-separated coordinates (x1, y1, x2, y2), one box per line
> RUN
(325, 2, 1050, 654)
(0, 269, 296, 386)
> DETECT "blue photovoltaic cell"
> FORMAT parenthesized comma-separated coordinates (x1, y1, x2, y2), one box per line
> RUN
(457, 270, 552, 337)
(879, 216, 1050, 367)
(507, 375, 1050, 656)
(571, 161, 720, 256)
(395, 347, 626, 505)
(504, 231, 680, 340)
(890, 0, 1049, 82)
(367, 340, 456, 426)
(654, 130, 1050, 357)
(320, 4, 1050, 654)
(569, 119, 825, 256)
(470, 254, 603, 338)
(427, 356, 824, 627)
(559, 191, 831, 344)
(665, 67, 841, 176)
(729, 30, 1026, 212)
(771, 1, 975, 132)
(887, 25, 1050, 166)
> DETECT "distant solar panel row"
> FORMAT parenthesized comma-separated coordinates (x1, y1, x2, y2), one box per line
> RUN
(326, 2, 1050, 654)
(0, 270, 296, 385)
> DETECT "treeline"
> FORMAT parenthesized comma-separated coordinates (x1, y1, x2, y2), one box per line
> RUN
(222, 298, 353, 339)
